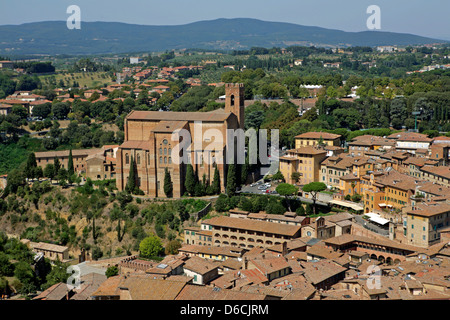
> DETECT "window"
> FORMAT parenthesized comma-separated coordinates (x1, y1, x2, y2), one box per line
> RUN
(159, 156, 162, 164)
(125, 154, 129, 165)
(137, 154, 140, 165)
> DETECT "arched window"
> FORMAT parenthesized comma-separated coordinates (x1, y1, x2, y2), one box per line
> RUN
(168, 148, 172, 156)
(164, 148, 167, 155)
(230, 94, 235, 106)
(125, 153, 129, 165)
(159, 156, 162, 164)
(164, 157, 167, 164)
(137, 154, 140, 165)
(159, 147, 162, 155)
(168, 157, 172, 164)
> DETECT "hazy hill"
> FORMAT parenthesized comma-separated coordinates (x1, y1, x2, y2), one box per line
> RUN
(0, 18, 445, 55)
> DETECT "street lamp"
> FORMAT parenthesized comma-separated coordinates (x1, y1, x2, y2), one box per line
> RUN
(412, 110, 421, 132)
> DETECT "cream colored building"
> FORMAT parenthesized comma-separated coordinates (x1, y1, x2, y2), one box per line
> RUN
(295, 132, 342, 149)
(405, 202, 450, 248)
(279, 146, 328, 185)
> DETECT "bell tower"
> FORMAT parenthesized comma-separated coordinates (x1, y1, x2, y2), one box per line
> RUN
(224, 83, 245, 129)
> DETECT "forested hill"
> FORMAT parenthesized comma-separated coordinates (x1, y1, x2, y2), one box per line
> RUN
(0, 18, 445, 55)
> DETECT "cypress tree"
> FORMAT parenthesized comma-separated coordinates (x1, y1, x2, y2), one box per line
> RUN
(226, 164, 236, 197)
(185, 164, 196, 196)
(126, 156, 137, 194)
(53, 157, 61, 177)
(68, 149, 74, 176)
(212, 165, 221, 195)
(25, 152, 37, 179)
(163, 168, 173, 198)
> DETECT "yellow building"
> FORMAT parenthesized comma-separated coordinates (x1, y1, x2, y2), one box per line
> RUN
(320, 154, 379, 192)
(279, 146, 328, 185)
(405, 202, 450, 247)
(360, 169, 427, 213)
(294, 132, 342, 149)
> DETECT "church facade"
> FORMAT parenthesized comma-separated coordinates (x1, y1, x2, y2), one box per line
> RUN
(115, 83, 245, 197)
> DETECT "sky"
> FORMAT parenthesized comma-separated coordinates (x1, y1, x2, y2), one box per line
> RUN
(1, 0, 449, 40)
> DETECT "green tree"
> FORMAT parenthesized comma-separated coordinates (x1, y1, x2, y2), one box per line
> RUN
(271, 170, 285, 182)
(43, 164, 56, 180)
(139, 235, 164, 258)
(53, 157, 61, 177)
(0, 252, 14, 276)
(165, 240, 182, 255)
(214, 194, 230, 212)
(163, 168, 173, 198)
(105, 266, 119, 278)
(275, 183, 299, 212)
(302, 182, 327, 215)
(125, 156, 138, 194)
(211, 165, 221, 194)
(226, 164, 237, 197)
(185, 164, 196, 196)
(5, 169, 26, 195)
(43, 260, 70, 290)
(67, 149, 74, 177)
(25, 152, 37, 180)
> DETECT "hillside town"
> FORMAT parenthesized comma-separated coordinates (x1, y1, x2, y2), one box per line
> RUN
(0, 18, 450, 303)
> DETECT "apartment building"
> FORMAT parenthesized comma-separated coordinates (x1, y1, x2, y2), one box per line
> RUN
(279, 146, 328, 185)
(204, 216, 302, 249)
(347, 135, 395, 156)
(387, 131, 432, 154)
(360, 168, 426, 213)
(420, 166, 450, 187)
(320, 154, 382, 192)
(294, 132, 342, 149)
(35, 145, 118, 180)
(405, 202, 450, 247)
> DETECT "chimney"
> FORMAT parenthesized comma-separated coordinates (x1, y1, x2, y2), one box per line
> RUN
(282, 241, 288, 257)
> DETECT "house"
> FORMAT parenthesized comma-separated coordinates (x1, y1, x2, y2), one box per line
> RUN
(0, 174, 7, 190)
(91, 274, 190, 300)
(0, 104, 12, 116)
(24, 240, 70, 261)
(33, 282, 72, 300)
(323, 62, 341, 68)
(175, 284, 267, 300)
(242, 254, 291, 282)
(0, 61, 14, 69)
(300, 260, 347, 290)
(130, 57, 142, 64)
(182, 256, 219, 285)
